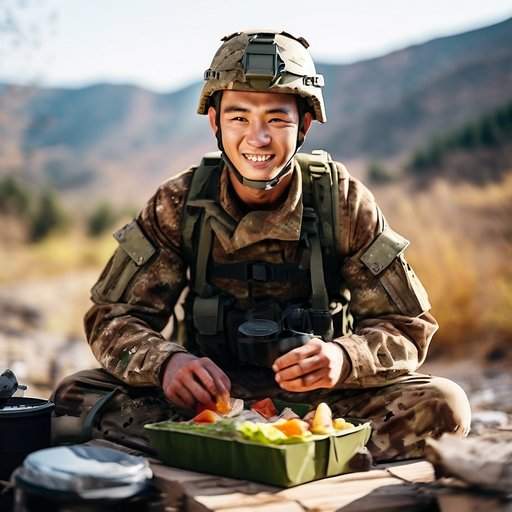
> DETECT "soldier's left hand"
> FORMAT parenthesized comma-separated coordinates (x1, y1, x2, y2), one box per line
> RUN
(272, 338, 345, 392)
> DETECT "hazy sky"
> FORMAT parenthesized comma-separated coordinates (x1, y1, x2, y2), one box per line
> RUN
(1, 0, 511, 93)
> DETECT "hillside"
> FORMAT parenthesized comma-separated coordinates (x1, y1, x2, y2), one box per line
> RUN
(314, 16, 512, 158)
(406, 101, 512, 183)
(0, 17, 511, 202)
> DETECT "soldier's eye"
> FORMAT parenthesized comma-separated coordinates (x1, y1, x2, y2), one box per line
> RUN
(230, 116, 247, 122)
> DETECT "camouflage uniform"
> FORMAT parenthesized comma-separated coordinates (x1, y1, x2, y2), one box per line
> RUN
(52, 162, 471, 462)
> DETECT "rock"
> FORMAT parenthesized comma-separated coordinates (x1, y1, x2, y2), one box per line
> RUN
(425, 432, 512, 495)
(471, 410, 511, 435)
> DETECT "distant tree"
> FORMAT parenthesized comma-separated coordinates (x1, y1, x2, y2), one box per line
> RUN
(367, 161, 395, 184)
(457, 124, 479, 149)
(479, 118, 498, 146)
(0, 176, 30, 215)
(29, 189, 68, 242)
(495, 104, 512, 133)
(87, 202, 117, 237)
(407, 100, 512, 176)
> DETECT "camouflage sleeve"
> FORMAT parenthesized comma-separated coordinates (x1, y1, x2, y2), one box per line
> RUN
(84, 169, 194, 387)
(332, 163, 439, 387)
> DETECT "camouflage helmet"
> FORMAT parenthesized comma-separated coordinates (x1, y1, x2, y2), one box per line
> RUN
(197, 30, 326, 122)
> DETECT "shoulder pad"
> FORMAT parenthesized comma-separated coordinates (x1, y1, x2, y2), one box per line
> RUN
(360, 228, 409, 276)
(113, 220, 156, 266)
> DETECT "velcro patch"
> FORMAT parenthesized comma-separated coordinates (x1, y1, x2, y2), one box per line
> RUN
(360, 228, 410, 276)
(113, 220, 156, 266)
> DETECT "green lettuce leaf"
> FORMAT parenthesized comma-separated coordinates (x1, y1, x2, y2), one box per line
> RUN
(236, 422, 313, 445)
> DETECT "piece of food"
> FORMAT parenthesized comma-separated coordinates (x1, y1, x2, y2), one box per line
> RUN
(233, 409, 267, 423)
(276, 407, 300, 420)
(192, 409, 220, 424)
(237, 422, 288, 445)
(274, 418, 309, 437)
(216, 394, 232, 414)
(196, 396, 243, 417)
(303, 409, 316, 426)
(225, 398, 244, 417)
(250, 398, 278, 420)
(333, 418, 355, 430)
(311, 402, 334, 434)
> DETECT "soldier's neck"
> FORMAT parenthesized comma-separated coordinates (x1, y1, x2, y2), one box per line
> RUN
(228, 170, 293, 211)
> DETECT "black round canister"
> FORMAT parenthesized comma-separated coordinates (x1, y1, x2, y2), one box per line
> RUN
(13, 480, 155, 512)
(0, 397, 54, 481)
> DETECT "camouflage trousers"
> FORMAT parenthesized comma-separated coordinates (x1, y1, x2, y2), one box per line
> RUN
(51, 368, 471, 462)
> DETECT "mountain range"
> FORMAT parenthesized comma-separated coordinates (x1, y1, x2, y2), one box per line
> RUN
(0, 16, 511, 204)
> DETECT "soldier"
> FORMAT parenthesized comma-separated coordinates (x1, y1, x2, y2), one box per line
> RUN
(52, 30, 471, 461)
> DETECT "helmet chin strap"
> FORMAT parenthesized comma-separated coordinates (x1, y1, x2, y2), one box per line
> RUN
(221, 152, 295, 191)
(215, 118, 305, 191)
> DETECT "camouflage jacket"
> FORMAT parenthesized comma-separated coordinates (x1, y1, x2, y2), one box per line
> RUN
(84, 159, 438, 390)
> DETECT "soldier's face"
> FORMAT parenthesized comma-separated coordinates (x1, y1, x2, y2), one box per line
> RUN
(208, 91, 311, 183)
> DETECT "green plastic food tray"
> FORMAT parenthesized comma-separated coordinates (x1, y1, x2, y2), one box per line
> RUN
(145, 418, 371, 487)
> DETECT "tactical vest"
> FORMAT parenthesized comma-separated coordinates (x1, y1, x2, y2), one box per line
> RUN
(179, 150, 353, 368)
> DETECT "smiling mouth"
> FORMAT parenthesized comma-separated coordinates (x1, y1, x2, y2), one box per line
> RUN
(242, 153, 275, 163)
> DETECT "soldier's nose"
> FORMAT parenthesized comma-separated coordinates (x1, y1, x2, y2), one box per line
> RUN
(246, 122, 271, 147)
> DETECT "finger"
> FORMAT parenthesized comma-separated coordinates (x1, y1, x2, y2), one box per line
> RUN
(173, 385, 196, 409)
(183, 377, 216, 408)
(192, 365, 217, 397)
(278, 369, 325, 392)
(276, 354, 323, 383)
(273, 339, 322, 371)
(220, 372, 231, 393)
(203, 359, 231, 396)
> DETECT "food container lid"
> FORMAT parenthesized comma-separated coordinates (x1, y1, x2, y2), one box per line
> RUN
(16, 445, 152, 500)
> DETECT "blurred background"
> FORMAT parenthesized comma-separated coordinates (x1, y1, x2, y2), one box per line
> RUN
(0, 0, 511, 427)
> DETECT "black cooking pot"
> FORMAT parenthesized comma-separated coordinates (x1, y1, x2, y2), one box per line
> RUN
(0, 397, 54, 480)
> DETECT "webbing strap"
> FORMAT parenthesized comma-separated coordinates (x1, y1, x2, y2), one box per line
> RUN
(194, 214, 214, 297)
(188, 198, 238, 297)
(210, 261, 308, 282)
(296, 150, 341, 299)
(182, 152, 222, 266)
(302, 208, 329, 311)
(182, 152, 223, 296)
(310, 231, 329, 311)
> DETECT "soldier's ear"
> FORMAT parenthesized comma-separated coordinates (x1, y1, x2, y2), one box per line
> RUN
(208, 106, 219, 135)
(300, 111, 313, 138)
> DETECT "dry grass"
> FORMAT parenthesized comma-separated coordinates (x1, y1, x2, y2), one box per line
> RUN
(375, 170, 512, 356)
(0, 231, 117, 284)
(2, 172, 511, 359)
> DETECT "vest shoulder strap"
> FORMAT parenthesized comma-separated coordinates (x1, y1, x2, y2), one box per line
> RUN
(182, 151, 222, 267)
(296, 149, 340, 263)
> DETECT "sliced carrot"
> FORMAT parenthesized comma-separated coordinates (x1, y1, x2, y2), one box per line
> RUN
(215, 394, 232, 415)
(274, 419, 309, 437)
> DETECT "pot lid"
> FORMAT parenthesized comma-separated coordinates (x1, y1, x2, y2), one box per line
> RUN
(17, 445, 152, 499)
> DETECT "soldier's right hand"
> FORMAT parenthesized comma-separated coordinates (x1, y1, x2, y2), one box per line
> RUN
(161, 353, 231, 411)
